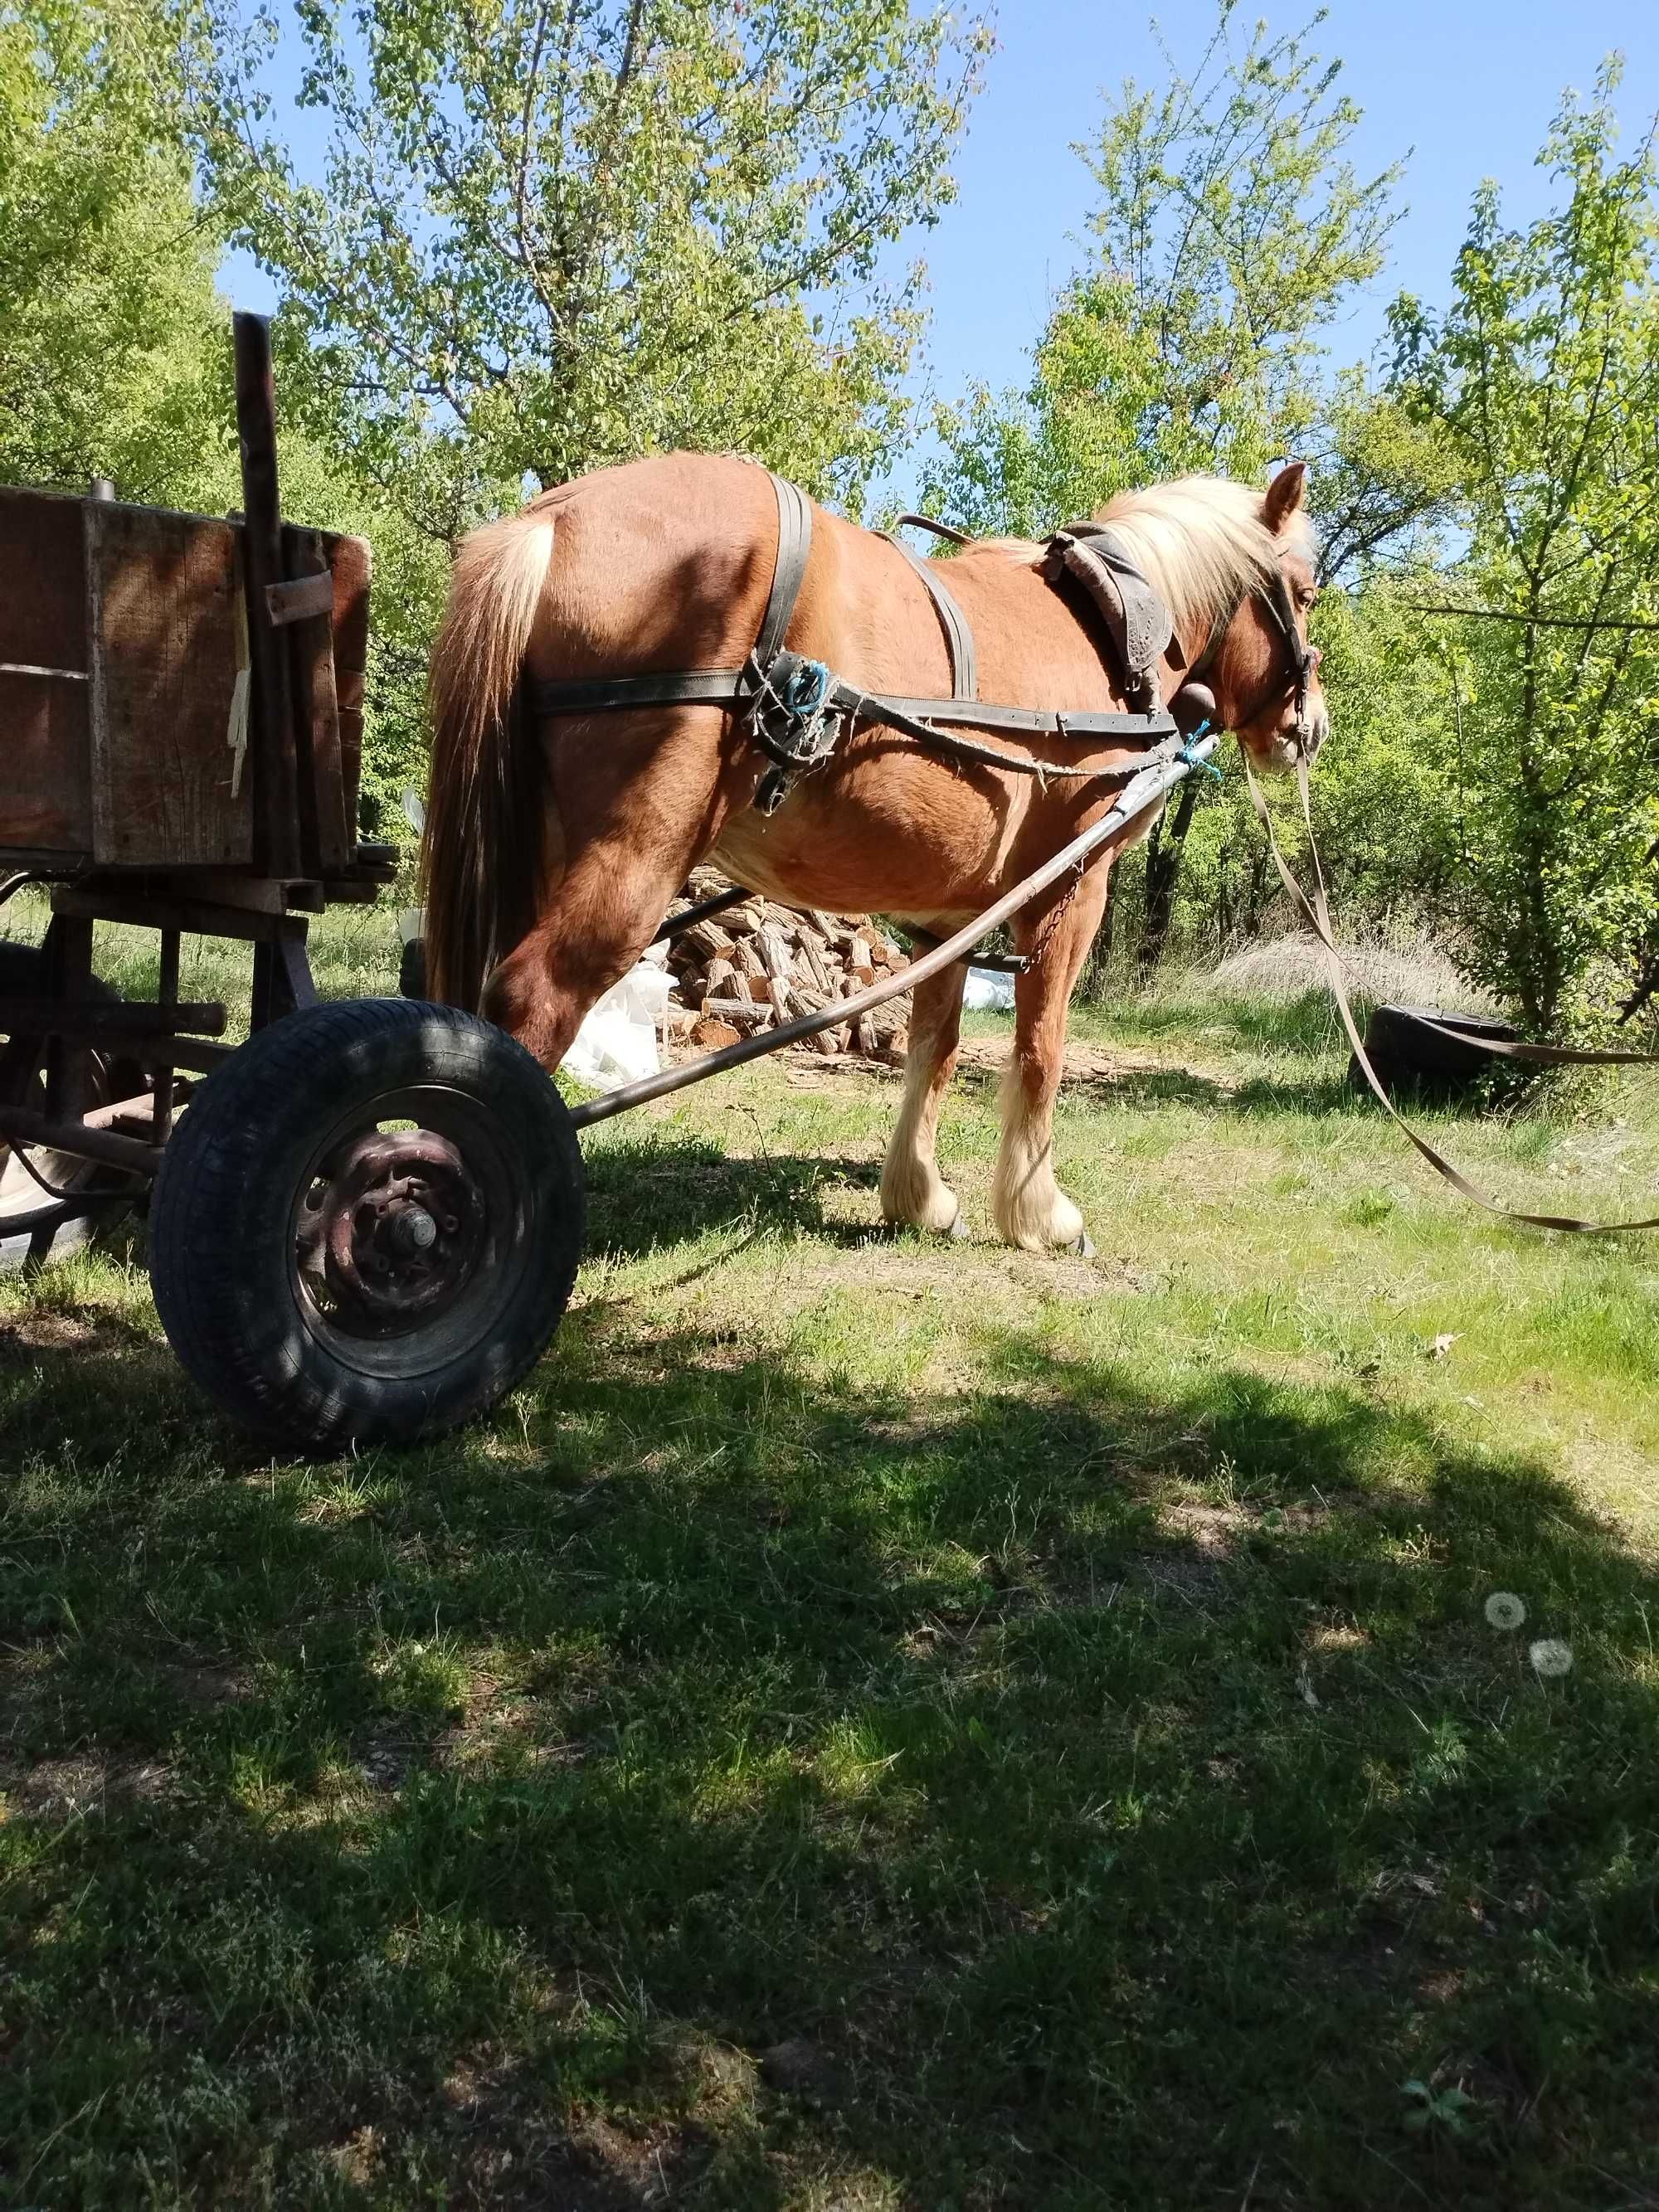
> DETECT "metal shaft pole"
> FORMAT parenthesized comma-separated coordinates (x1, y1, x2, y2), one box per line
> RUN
(568, 736, 1216, 1130)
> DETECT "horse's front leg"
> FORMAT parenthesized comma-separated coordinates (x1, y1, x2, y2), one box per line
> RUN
(881, 961, 968, 1235)
(991, 867, 1112, 1255)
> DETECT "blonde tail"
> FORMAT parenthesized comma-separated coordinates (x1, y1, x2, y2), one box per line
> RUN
(421, 511, 558, 1009)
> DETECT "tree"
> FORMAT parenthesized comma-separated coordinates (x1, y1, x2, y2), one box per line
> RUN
(0, 0, 232, 503)
(190, 0, 990, 549)
(922, 2, 1447, 981)
(923, 2, 1402, 539)
(1389, 70, 1659, 1038)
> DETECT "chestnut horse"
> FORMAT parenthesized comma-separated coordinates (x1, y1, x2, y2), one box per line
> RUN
(422, 455, 1326, 1252)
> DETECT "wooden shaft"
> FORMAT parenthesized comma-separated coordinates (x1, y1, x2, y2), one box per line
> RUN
(233, 312, 304, 878)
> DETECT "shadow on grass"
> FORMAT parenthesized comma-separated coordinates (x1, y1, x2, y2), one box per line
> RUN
(5, 1296, 1659, 2210)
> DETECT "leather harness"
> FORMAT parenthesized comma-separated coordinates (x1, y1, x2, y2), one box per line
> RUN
(529, 468, 1313, 815)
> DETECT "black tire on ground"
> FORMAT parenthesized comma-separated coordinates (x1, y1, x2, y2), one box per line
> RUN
(0, 941, 144, 1275)
(148, 998, 584, 1454)
(1350, 1002, 1524, 1101)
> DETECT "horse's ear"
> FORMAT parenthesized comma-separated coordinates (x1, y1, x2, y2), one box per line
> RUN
(1264, 460, 1307, 534)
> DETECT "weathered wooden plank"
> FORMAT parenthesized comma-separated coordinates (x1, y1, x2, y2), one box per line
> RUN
(0, 671, 93, 852)
(0, 488, 88, 673)
(85, 503, 252, 868)
(324, 529, 372, 840)
(283, 525, 351, 872)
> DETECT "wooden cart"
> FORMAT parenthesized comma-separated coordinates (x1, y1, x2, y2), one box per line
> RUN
(0, 313, 585, 1452)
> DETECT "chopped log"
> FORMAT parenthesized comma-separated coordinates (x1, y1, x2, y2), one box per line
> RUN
(663, 871, 912, 1062)
(684, 918, 736, 961)
(699, 995, 774, 1029)
(690, 1017, 742, 1048)
(755, 925, 795, 980)
(795, 933, 833, 994)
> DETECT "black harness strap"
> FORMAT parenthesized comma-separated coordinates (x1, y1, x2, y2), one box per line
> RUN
(881, 530, 978, 701)
(529, 466, 1181, 805)
(757, 471, 813, 666)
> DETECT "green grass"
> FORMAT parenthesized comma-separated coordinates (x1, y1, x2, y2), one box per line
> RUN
(4, 904, 1659, 2209)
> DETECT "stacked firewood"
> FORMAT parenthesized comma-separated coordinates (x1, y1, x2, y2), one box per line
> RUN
(661, 871, 912, 1060)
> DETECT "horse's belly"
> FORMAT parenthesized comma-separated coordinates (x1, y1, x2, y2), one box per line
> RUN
(712, 754, 1018, 919)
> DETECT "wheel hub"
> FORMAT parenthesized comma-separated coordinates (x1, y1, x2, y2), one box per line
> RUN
(298, 1128, 488, 1334)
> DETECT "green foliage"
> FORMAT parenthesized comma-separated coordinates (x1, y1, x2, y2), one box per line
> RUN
(0, 0, 232, 503)
(925, 1, 1402, 538)
(1390, 71, 1659, 1037)
(192, 0, 990, 543)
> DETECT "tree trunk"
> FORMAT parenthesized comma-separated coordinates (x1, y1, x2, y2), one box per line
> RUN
(1136, 780, 1200, 977)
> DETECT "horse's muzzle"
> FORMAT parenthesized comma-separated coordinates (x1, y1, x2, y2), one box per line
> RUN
(1297, 704, 1331, 763)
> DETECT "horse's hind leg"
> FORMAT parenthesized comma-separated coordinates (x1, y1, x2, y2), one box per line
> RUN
(881, 962, 968, 1236)
(991, 869, 1112, 1254)
(482, 712, 731, 1070)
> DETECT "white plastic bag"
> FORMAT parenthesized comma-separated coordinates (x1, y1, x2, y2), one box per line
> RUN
(562, 959, 674, 1091)
(963, 965, 1017, 1013)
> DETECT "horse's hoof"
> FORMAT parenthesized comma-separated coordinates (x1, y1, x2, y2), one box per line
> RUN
(948, 1206, 971, 1242)
(1068, 1229, 1096, 1260)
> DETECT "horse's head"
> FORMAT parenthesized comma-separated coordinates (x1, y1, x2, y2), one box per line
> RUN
(1199, 463, 1327, 775)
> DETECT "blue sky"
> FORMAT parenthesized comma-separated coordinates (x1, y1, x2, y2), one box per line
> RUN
(915, 0, 1658, 407)
(226, 0, 1658, 483)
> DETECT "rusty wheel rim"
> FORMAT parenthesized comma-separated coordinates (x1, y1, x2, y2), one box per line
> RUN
(289, 1084, 528, 1375)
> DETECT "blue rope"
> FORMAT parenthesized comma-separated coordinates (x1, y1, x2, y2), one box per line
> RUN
(1180, 722, 1223, 784)
(783, 656, 832, 717)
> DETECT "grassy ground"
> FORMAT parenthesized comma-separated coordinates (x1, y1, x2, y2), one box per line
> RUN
(3, 902, 1658, 2210)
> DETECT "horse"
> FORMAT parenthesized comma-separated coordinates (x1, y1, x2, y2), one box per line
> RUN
(421, 455, 1326, 1254)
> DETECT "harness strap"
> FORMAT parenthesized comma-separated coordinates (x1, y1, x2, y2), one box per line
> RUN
(825, 675, 1179, 780)
(881, 531, 978, 700)
(529, 659, 1177, 775)
(893, 512, 975, 547)
(866, 694, 1173, 740)
(527, 465, 1178, 800)
(756, 471, 813, 667)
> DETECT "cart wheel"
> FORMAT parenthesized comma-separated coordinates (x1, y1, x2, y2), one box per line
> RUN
(0, 942, 144, 1275)
(148, 999, 584, 1453)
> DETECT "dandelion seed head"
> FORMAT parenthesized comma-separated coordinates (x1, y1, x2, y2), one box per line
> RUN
(1530, 1638, 1574, 1679)
(1485, 1592, 1526, 1631)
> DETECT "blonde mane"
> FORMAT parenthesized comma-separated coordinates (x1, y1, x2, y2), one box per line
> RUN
(973, 475, 1314, 648)
(1092, 477, 1312, 642)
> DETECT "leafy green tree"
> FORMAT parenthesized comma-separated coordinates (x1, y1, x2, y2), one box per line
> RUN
(922, 2, 1455, 980)
(191, 0, 990, 547)
(1389, 70, 1659, 1038)
(0, 0, 231, 503)
(924, 2, 1402, 539)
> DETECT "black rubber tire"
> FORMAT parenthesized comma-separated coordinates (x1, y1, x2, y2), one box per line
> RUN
(0, 942, 143, 1274)
(1350, 1003, 1525, 1103)
(148, 999, 584, 1454)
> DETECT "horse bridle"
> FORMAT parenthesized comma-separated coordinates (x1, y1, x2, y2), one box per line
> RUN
(1179, 562, 1317, 733)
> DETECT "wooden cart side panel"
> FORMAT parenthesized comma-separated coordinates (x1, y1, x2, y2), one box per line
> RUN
(0, 489, 90, 673)
(324, 531, 372, 839)
(87, 505, 252, 868)
(0, 673, 95, 851)
(0, 490, 95, 855)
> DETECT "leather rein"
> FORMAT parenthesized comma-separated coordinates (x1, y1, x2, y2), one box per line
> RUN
(528, 469, 1311, 814)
